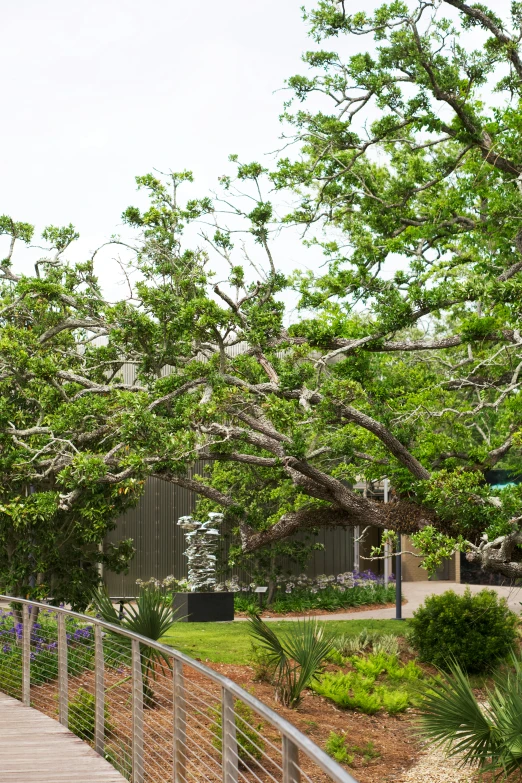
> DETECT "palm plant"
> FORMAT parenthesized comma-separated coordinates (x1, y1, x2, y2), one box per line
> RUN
(420, 656, 522, 778)
(247, 615, 333, 707)
(92, 586, 177, 707)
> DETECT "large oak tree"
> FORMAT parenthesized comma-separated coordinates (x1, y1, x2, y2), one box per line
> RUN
(2, 0, 522, 602)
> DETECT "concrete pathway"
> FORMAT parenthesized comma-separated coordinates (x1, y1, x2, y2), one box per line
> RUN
(245, 581, 522, 622)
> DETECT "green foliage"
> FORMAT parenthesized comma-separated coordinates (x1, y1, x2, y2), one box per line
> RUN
(312, 651, 422, 714)
(92, 586, 176, 705)
(5, 0, 522, 593)
(420, 657, 522, 778)
(325, 732, 381, 766)
(234, 581, 396, 615)
(380, 690, 410, 715)
(419, 471, 518, 543)
(0, 608, 101, 699)
(331, 628, 399, 657)
(247, 615, 334, 707)
(352, 741, 381, 764)
(409, 527, 464, 576)
(350, 651, 421, 681)
(325, 731, 354, 764)
(93, 586, 176, 647)
(209, 698, 265, 762)
(372, 635, 399, 656)
(409, 588, 517, 672)
(250, 644, 276, 683)
(331, 629, 374, 656)
(314, 671, 381, 714)
(0, 658, 22, 698)
(68, 687, 112, 742)
(104, 742, 132, 780)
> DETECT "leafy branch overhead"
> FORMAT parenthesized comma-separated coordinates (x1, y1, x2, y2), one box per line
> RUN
(2, 0, 522, 599)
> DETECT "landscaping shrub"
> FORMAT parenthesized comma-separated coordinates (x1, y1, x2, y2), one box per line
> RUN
(379, 689, 409, 715)
(231, 571, 396, 614)
(105, 742, 132, 780)
(142, 570, 397, 615)
(420, 656, 522, 778)
(325, 732, 354, 764)
(409, 588, 517, 672)
(210, 698, 265, 762)
(313, 671, 381, 713)
(351, 652, 422, 682)
(248, 615, 333, 707)
(92, 586, 176, 707)
(250, 644, 276, 683)
(331, 629, 374, 656)
(68, 687, 112, 742)
(0, 607, 96, 696)
(325, 734, 382, 766)
(330, 628, 401, 658)
(351, 652, 395, 679)
(312, 653, 422, 714)
(372, 635, 399, 656)
(346, 687, 382, 715)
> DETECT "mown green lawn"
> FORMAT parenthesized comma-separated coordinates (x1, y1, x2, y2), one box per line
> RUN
(161, 619, 409, 664)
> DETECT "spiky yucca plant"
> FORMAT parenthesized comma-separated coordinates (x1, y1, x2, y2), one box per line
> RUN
(247, 615, 333, 707)
(420, 656, 522, 779)
(92, 586, 177, 707)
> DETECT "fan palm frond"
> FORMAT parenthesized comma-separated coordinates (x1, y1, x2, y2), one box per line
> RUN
(420, 661, 494, 768)
(92, 586, 178, 707)
(247, 615, 333, 707)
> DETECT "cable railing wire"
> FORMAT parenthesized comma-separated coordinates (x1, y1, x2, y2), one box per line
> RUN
(0, 595, 359, 783)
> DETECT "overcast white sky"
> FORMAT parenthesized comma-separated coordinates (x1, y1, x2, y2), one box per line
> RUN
(2, 0, 314, 286)
(1, 0, 514, 296)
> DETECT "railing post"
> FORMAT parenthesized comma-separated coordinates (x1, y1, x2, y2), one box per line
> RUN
(94, 624, 105, 756)
(222, 688, 239, 783)
(283, 735, 301, 783)
(384, 479, 390, 586)
(384, 536, 391, 585)
(22, 605, 30, 706)
(132, 638, 144, 783)
(57, 612, 68, 727)
(173, 659, 187, 783)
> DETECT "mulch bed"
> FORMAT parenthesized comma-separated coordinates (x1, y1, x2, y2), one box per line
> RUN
(30, 654, 420, 783)
(208, 661, 420, 783)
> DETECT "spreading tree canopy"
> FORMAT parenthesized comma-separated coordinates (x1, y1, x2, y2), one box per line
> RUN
(2, 0, 522, 601)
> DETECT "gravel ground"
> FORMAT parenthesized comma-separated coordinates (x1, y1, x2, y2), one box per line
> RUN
(401, 746, 475, 783)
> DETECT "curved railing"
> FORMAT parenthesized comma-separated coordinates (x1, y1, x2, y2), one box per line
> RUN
(0, 596, 358, 783)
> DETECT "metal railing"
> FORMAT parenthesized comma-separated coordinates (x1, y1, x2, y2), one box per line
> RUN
(0, 596, 358, 783)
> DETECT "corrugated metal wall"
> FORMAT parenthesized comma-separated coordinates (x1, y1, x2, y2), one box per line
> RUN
(103, 476, 355, 596)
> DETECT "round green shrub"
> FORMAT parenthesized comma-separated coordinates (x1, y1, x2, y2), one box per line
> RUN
(409, 588, 517, 672)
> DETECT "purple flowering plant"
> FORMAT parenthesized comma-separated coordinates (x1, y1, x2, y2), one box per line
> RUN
(0, 607, 95, 695)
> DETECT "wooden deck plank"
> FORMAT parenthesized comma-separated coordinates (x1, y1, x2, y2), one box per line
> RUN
(0, 693, 125, 781)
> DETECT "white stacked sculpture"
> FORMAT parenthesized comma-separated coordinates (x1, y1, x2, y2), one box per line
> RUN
(177, 512, 224, 591)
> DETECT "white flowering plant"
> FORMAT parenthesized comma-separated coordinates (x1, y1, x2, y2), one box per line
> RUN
(228, 570, 396, 614)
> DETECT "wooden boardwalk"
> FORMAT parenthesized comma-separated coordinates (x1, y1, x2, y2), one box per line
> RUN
(0, 692, 125, 781)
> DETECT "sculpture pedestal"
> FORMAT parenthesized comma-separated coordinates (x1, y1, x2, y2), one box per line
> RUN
(173, 592, 234, 622)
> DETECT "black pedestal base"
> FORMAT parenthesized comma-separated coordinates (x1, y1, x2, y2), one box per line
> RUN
(173, 591, 235, 622)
